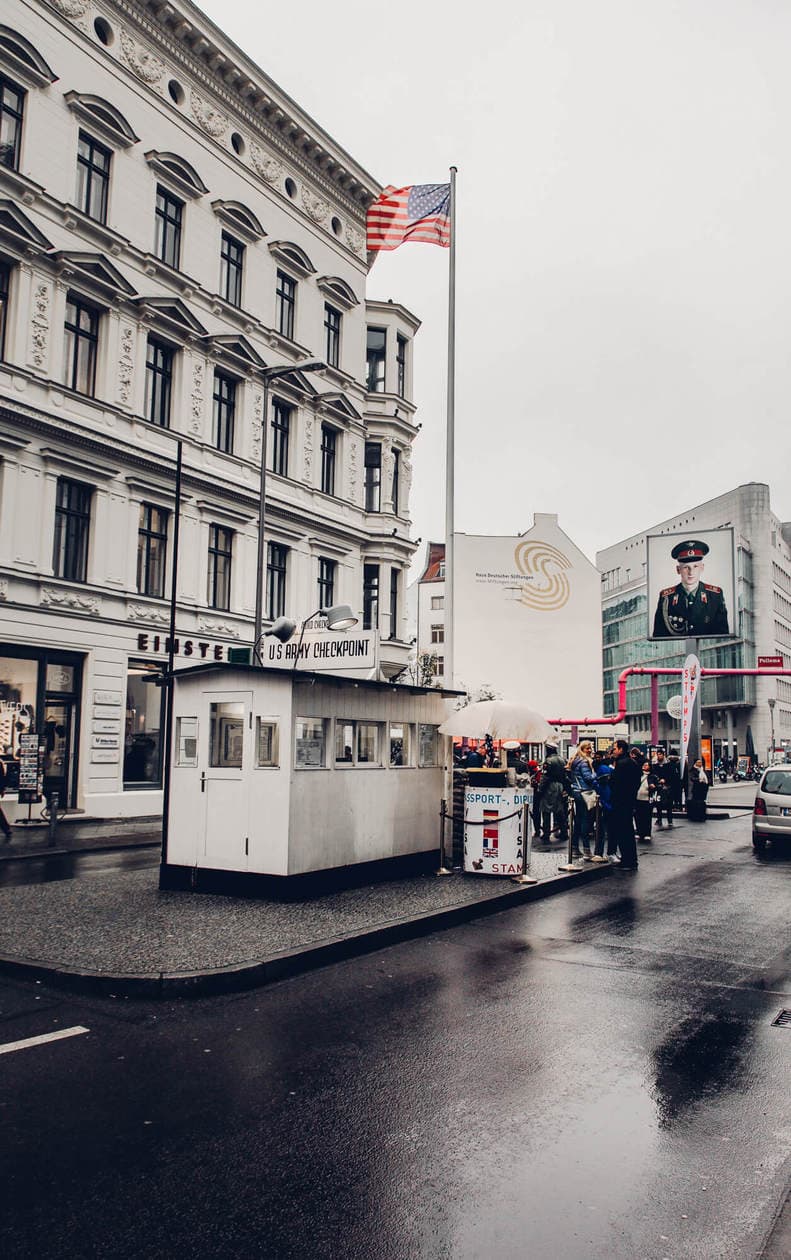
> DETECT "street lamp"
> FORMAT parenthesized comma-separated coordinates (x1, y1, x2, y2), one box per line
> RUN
(768, 697, 776, 765)
(286, 604, 359, 672)
(253, 360, 325, 663)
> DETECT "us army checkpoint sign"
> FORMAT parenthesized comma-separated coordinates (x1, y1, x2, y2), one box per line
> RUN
(262, 629, 378, 673)
(646, 527, 735, 641)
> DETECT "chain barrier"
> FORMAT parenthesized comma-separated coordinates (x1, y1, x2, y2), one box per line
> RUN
(441, 807, 524, 826)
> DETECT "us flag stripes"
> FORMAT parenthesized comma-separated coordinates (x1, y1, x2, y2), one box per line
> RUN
(366, 183, 451, 252)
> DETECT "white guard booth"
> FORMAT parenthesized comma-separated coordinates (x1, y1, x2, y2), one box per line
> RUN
(162, 663, 454, 892)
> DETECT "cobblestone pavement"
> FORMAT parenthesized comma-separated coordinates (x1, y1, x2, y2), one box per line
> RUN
(0, 842, 598, 985)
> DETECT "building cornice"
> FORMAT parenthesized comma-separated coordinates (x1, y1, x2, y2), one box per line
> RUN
(39, 0, 379, 252)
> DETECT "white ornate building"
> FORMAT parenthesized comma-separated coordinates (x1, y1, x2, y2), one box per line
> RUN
(0, 0, 420, 819)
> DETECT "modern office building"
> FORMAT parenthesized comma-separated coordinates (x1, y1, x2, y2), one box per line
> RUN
(0, 0, 420, 821)
(597, 483, 791, 763)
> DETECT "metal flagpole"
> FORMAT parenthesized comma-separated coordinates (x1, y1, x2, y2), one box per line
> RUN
(445, 166, 457, 692)
(440, 166, 457, 872)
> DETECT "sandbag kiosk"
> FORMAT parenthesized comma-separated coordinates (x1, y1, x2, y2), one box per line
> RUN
(160, 662, 456, 892)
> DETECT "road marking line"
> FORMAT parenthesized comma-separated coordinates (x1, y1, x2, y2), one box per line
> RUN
(0, 1026, 90, 1056)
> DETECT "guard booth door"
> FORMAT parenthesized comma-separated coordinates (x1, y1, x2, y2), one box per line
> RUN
(202, 692, 252, 870)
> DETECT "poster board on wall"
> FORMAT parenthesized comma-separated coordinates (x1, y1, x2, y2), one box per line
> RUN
(647, 528, 735, 641)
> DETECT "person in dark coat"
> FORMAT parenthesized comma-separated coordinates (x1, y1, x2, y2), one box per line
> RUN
(540, 741, 569, 843)
(609, 740, 642, 869)
(665, 753, 682, 808)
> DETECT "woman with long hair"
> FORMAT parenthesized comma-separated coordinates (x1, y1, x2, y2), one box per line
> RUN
(568, 740, 597, 861)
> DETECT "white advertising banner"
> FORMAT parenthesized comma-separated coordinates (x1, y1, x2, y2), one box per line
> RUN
(453, 516, 602, 715)
(261, 630, 378, 674)
(680, 654, 700, 776)
(463, 787, 531, 875)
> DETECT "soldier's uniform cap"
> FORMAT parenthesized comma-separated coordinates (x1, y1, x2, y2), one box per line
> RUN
(671, 539, 710, 562)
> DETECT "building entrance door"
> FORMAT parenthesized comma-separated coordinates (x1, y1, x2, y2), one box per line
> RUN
(42, 699, 76, 809)
(203, 692, 251, 870)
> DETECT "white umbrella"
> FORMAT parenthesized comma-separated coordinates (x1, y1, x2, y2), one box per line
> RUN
(438, 699, 556, 742)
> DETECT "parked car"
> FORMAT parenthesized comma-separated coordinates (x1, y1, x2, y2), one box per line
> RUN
(752, 766, 791, 851)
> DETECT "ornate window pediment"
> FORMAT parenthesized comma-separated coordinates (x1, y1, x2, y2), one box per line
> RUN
(133, 295, 208, 340)
(316, 276, 359, 311)
(268, 368, 321, 398)
(267, 240, 315, 278)
(0, 26, 57, 88)
(320, 392, 361, 422)
(0, 199, 52, 256)
(63, 92, 139, 149)
(145, 151, 208, 198)
(51, 251, 137, 299)
(211, 200, 265, 242)
(203, 334, 266, 373)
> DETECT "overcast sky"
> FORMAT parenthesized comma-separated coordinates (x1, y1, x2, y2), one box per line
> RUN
(197, 0, 791, 564)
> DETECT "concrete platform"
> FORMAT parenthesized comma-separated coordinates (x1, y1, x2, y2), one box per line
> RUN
(0, 843, 610, 999)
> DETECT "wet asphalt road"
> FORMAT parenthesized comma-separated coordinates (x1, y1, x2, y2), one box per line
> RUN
(0, 816, 789, 1260)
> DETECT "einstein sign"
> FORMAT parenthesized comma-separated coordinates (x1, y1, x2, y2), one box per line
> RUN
(453, 514, 602, 716)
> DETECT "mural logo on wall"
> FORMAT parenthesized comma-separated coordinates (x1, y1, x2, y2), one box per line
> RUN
(513, 542, 572, 611)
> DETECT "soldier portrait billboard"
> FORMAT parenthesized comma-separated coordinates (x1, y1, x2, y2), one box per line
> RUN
(647, 528, 735, 640)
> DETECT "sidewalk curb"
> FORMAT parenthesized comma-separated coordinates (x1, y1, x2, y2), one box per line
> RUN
(0, 864, 612, 999)
(0, 838, 161, 863)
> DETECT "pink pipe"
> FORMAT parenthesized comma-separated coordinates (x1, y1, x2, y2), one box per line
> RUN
(549, 666, 791, 728)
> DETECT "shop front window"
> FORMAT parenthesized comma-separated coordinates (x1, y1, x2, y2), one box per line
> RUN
(0, 656, 37, 787)
(45, 663, 76, 693)
(124, 660, 164, 788)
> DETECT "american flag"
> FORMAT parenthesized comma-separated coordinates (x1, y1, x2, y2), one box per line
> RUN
(366, 183, 451, 252)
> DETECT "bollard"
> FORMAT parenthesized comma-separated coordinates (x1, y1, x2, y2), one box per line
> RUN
(558, 794, 579, 872)
(436, 798, 452, 876)
(512, 801, 537, 884)
(47, 790, 59, 848)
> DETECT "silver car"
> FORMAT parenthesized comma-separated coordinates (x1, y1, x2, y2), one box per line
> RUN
(752, 766, 791, 851)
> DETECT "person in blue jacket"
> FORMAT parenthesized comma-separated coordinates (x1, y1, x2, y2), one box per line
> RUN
(592, 755, 614, 861)
(567, 740, 598, 860)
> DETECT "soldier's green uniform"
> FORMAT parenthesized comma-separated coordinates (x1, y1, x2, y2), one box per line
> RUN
(651, 537, 730, 638)
(652, 580, 729, 637)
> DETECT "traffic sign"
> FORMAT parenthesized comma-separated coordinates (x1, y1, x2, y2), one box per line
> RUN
(758, 655, 783, 669)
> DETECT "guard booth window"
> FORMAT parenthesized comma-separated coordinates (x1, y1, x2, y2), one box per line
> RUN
(209, 701, 245, 768)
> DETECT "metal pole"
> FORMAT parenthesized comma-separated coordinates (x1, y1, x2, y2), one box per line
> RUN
(768, 697, 776, 764)
(650, 674, 659, 746)
(436, 797, 452, 876)
(513, 800, 537, 884)
(442, 167, 458, 815)
(159, 438, 182, 875)
(253, 379, 270, 664)
(444, 165, 457, 691)
(558, 794, 578, 871)
(683, 637, 702, 808)
(47, 790, 59, 847)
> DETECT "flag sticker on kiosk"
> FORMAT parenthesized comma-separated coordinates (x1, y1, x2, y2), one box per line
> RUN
(482, 808, 499, 856)
(366, 183, 451, 251)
